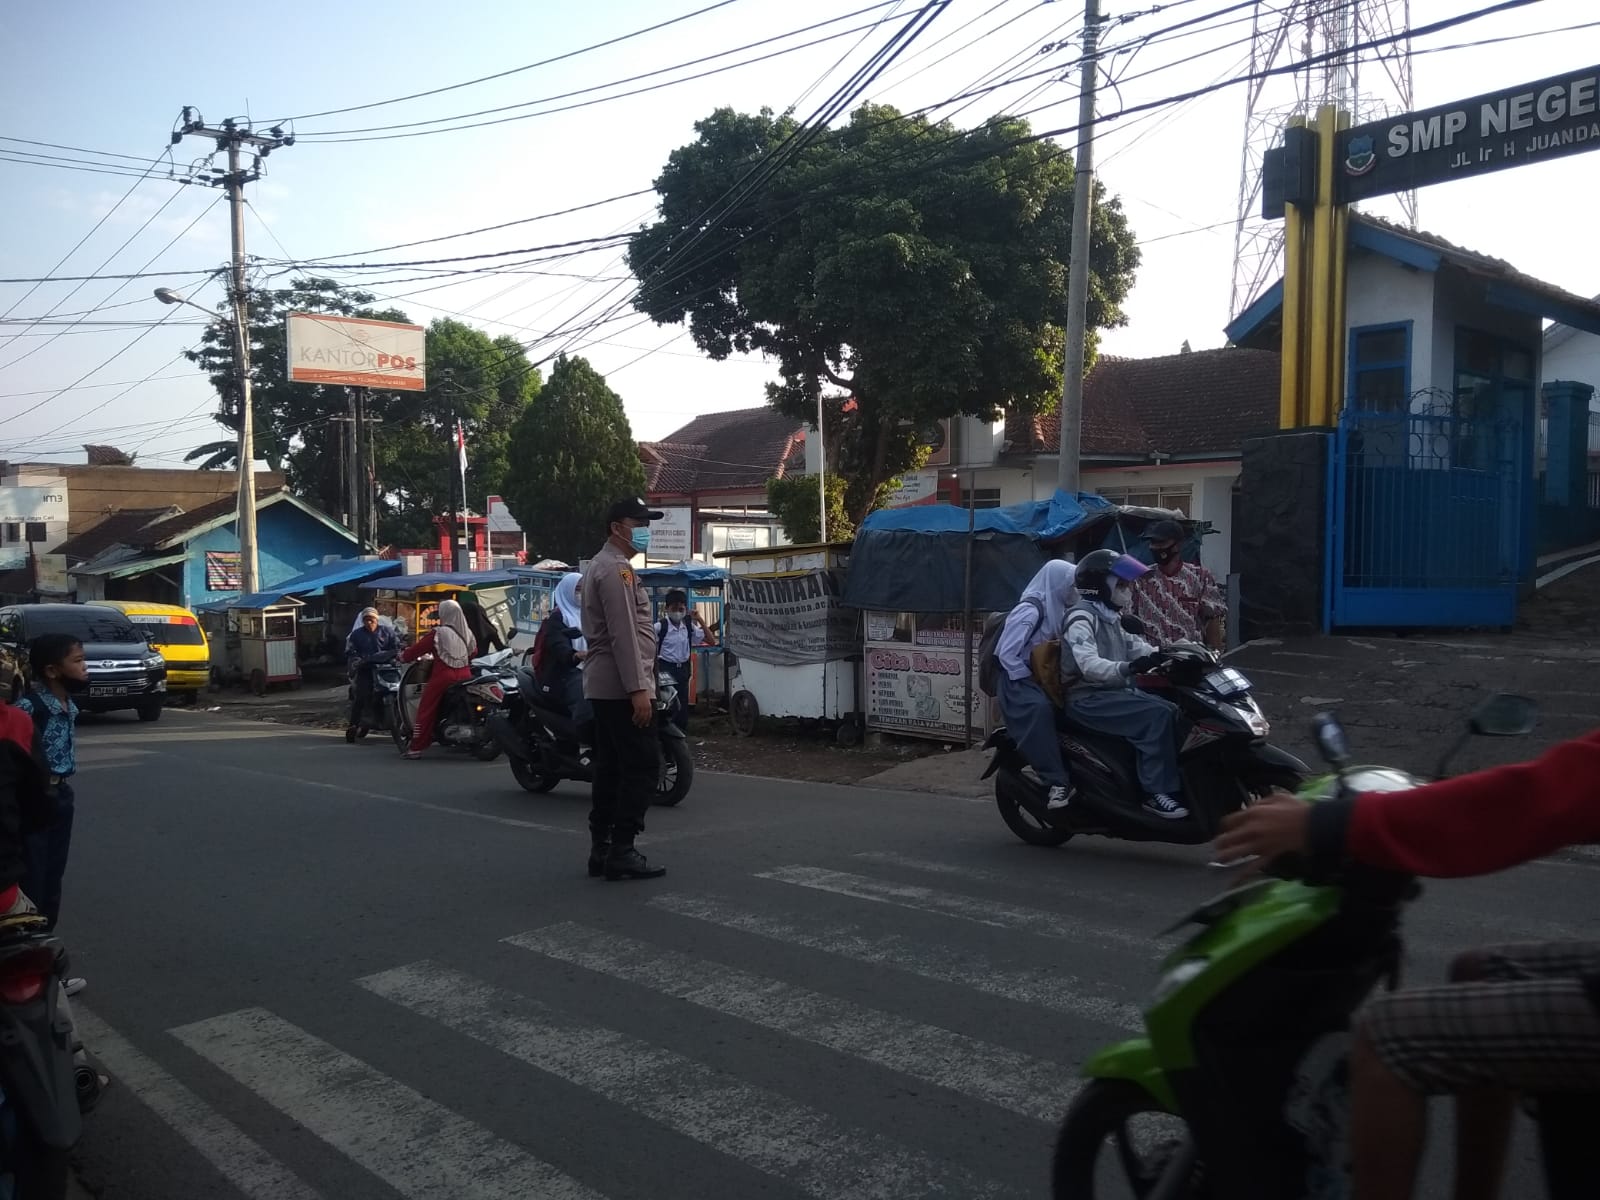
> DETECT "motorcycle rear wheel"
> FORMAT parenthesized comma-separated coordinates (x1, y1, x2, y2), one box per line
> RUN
(654, 737, 693, 806)
(1052, 1079, 1201, 1199)
(510, 757, 561, 794)
(996, 785, 1073, 846)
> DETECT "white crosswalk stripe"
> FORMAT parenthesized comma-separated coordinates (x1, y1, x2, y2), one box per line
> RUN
(649, 892, 1144, 1029)
(758, 864, 1174, 951)
(507, 921, 1079, 1121)
(170, 1008, 605, 1200)
(359, 959, 1020, 1199)
(75, 1007, 325, 1200)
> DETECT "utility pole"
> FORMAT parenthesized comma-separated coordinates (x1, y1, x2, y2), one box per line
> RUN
(353, 387, 368, 550)
(174, 110, 292, 596)
(1056, 1, 1103, 494)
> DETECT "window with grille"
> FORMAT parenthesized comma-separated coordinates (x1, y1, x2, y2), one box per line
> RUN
(1095, 485, 1191, 514)
(958, 488, 1003, 510)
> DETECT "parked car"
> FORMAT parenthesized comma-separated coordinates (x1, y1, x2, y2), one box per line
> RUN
(86, 601, 210, 697)
(0, 604, 168, 721)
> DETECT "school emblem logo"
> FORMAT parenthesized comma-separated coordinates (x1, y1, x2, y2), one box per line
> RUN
(1343, 134, 1377, 176)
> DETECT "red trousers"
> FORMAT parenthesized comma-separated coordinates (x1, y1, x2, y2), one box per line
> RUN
(408, 663, 469, 751)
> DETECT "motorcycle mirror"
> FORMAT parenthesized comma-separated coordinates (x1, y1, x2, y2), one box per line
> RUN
(1311, 712, 1352, 768)
(1469, 693, 1538, 738)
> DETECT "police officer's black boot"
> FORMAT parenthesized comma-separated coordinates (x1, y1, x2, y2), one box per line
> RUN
(587, 818, 611, 879)
(604, 829, 665, 882)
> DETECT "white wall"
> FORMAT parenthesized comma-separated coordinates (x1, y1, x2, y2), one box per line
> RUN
(1346, 255, 1437, 394)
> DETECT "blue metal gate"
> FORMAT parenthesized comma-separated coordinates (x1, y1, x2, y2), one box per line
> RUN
(1327, 390, 1529, 628)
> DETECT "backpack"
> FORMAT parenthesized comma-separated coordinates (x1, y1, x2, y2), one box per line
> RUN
(529, 618, 554, 678)
(977, 597, 1044, 698)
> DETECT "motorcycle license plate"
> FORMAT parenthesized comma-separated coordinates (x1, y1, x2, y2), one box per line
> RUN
(89, 685, 128, 697)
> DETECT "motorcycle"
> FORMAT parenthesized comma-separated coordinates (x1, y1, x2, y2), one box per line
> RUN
(983, 643, 1308, 848)
(1050, 695, 1600, 1200)
(344, 656, 401, 742)
(487, 661, 693, 807)
(389, 648, 519, 761)
(0, 913, 94, 1199)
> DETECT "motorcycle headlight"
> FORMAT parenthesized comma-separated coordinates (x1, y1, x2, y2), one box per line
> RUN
(1150, 958, 1208, 1005)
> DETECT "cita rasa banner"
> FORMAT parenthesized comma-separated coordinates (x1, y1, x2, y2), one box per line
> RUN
(725, 570, 858, 666)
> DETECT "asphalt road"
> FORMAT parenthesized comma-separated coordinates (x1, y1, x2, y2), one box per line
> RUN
(57, 709, 1598, 1199)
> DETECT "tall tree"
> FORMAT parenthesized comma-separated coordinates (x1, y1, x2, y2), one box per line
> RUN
(501, 355, 645, 565)
(628, 105, 1141, 519)
(185, 282, 539, 545)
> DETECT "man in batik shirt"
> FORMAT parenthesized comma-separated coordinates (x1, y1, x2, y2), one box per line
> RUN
(1131, 519, 1227, 650)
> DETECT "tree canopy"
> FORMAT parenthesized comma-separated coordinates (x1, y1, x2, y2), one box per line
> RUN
(501, 355, 646, 565)
(186, 279, 539, 546)
(628, 104, 1141, 519)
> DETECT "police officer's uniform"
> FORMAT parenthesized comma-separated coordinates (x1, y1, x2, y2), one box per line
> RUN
(581, 498, 665, 879)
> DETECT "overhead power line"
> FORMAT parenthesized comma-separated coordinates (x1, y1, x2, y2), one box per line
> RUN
(276, 0, 748, 123)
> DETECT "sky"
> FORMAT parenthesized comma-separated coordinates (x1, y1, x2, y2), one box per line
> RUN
(1, 0, 1596, 476)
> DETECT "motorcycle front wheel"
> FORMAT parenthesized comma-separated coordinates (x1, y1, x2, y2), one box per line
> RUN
(654, 737, 693, 806)
(1052, 1079, 1201, 1199)
(510, 756, 561, 794)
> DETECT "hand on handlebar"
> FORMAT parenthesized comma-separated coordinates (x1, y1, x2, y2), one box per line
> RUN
(1214, 793, 1309, 864)
(1127, 653, 1165, 676)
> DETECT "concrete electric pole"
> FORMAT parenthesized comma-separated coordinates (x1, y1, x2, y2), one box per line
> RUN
(1056, 0, 1103, 494)
(172, 110, 292, 596)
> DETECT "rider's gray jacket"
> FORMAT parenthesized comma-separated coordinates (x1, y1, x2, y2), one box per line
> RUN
(1060, 599, 1156, 690)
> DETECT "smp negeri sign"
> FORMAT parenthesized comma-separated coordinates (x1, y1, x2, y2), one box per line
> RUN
(286, 313, 427, 391)
(1337, 65, 1600, 203)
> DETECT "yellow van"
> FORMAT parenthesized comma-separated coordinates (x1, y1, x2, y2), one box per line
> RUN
(87, 601, 211, 693)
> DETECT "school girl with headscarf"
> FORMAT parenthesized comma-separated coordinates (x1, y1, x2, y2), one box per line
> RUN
(397, 598, 476, 758)
(993, 559, 1078, 808)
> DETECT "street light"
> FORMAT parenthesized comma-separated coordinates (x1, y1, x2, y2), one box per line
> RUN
(155, 285, 259, 596)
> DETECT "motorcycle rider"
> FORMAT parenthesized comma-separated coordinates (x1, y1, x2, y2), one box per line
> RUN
(397, 599, 476, 759)
(993, 559, 1078, 809)
(537, 572, 592, 736)
(1059, 549, 1188, 819)
(345, 607, 399, 738)
(1215, 731, 1600, 1200)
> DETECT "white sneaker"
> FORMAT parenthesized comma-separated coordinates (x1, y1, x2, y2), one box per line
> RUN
(1143, 793, 1189, 820)
(1046, 785, 1072, 810)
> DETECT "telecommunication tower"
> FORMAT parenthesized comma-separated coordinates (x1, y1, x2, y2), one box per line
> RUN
(1230, 1, 1416, 318)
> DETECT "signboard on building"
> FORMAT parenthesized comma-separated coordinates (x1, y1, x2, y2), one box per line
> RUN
(724, 570, 856, 666)
(649, 507, 693, 562)
(204, 550, 241, 591)
(883, 469, 942, 509)
(922, 419, 953, 467)
(33, 554, 69, 595)
(1337, 65, 1600, 203)
(0, 484, 68, 524)
(286, 313, 427, 391)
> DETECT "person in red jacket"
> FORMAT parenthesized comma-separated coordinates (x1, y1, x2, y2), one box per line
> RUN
(397, 599, 476, 759)
(1215, 730, 1600, 1200)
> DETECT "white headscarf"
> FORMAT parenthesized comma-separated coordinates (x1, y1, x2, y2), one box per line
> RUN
(553, 572, 586, 653)
(433, 598, 475, 668)
(349, 606, 382, 635)
(1019, 558, 1078, 635)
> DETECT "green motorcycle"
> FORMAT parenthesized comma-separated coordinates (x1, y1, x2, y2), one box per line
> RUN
(1052, 695, 1600, 1199)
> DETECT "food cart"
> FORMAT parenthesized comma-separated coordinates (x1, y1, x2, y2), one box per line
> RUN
(508, 563, 728, 709)
(195, 594, 306, 695)
(362, 570, 516, 644)
(845, 490, 1173, 744)
(719, 543, 861, 742)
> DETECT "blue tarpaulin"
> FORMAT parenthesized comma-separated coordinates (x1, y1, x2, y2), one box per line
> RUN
(845, 491, 1120, 614)
(362, 570, 517, 592)
(196, 558, 403, 611)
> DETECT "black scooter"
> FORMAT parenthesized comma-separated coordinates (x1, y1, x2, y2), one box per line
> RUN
(345, 657, 401, 742)
(0, 914, 91, 1199)
(983, 643, 1309, 848)
(487, 661, 693, 806)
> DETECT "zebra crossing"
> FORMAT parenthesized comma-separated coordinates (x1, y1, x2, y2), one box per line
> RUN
(74, 852, 1206, 1199)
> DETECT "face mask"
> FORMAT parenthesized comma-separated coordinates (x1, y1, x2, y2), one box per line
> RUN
(630, 526, 652, 554)
(61, 675, 89, 695)
(667, 610, 686, 626)
(1152, 545, 1179, 565)
(1110, 583, 1133, 609)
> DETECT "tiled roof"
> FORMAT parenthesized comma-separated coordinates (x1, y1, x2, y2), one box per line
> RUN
(1005, 347, 1281, 459)
(136, 487, 285, 547)
(640, 407, 807, 496)
(51, 507, 179, 564)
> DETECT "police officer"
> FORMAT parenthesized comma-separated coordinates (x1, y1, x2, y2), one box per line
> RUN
(580, 497, 667, 881)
